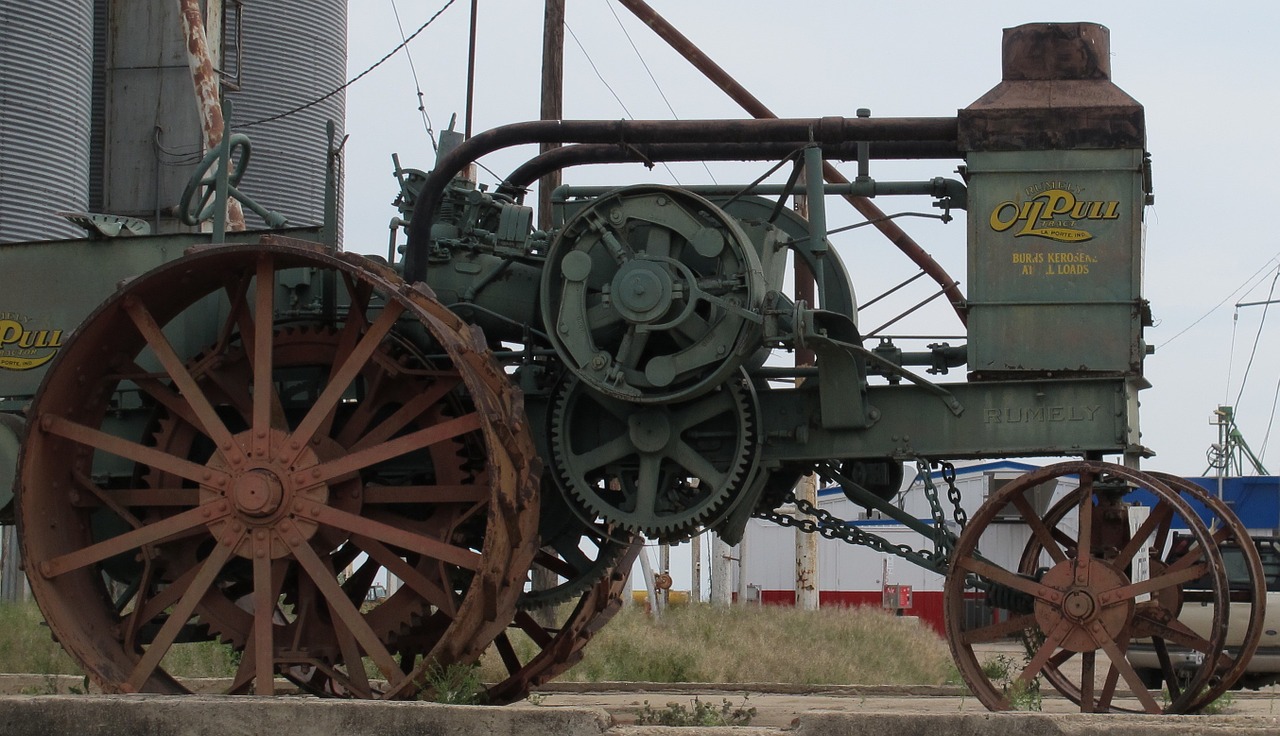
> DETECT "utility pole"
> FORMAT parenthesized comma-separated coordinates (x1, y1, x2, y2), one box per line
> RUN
(710, 535, 732, 606)
(538, 0, 565, 231)
(792, 155, 820, 612)
(527, 0, 566, 628)
(690, 532, 702, 602)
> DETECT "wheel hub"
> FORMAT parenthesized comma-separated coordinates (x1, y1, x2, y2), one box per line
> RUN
(200, 426, 331, 560)
(1033, 557, 1132, 652)
(230, 469, 285, 517)
(612, 260, 673, 323)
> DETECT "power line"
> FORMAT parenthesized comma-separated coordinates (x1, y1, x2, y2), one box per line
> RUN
(1228, 269, 1280, 439)
(390, 0, 440, 152)
(1163, 252, 1280, 347)
(605, 0, 717, 185)
(564, 19, 681, 185)
(234, 0, 458, 130)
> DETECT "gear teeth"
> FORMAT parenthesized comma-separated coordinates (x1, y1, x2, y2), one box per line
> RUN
(550, 372, 758, 541)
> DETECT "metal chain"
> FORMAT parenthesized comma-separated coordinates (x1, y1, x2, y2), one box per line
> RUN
(941, 461, 967, 529)
(754, 490, 951, 576)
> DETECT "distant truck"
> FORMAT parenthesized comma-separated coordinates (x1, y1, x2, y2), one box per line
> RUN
(1130, 536, 1280, 690)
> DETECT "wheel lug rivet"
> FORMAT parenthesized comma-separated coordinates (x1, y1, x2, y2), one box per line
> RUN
(39, 562, 52, 578)
(311, 468, 321, 478)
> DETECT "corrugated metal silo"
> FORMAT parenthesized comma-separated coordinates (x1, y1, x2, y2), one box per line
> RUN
(0, 2, 94, 243)
(229, 0, 348, 236)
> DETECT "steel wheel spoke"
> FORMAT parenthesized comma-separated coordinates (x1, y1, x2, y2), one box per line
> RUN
(42, 504, 224, 577)
(126, 532, 241, 691)
(961, 613, 1037, 645)
(1075, 473, 1094, 583)
(42, 415, 226, 488)
(954, 556, 1059, 603)
(281, 520, 401, 684)
(1080, 650, 1096, 713)
(251, 255, 277, 457)
(1101, 562, 1207, 605)
(670, 440, 726, 488)
(341, 374, 461, 450)
(670, 389, 732, 432)
(634, 454, 661, 516)
(252, 532, 277, 695)
(1017, 617, 1072, 685)
(288, 300, 406, 457)
(314, 504, 481, 570)
(1114, 500, 1173, 568)
(123, 297, 246, 464)
(1011, 492, 1067, 564)
(513, 610, 556, 648)
(1089, 621, 1160, 713)
(571, 434, 634, 472)
(1153, 638, 1181, 700)
(309, 412, 482, 484)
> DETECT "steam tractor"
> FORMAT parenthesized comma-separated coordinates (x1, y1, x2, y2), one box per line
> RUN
(0, 22, 1265, 713)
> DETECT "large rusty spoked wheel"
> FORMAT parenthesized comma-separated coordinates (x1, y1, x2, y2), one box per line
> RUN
(17, 239, 539, 698)
(1025, 471, 1265, 712)
(943, 461, 1229, 713)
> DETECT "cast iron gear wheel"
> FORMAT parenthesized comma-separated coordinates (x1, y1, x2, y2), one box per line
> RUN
(549, 370, 758, 541)
(17, 238, 540, 698)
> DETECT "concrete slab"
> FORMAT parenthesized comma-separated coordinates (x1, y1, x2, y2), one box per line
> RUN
(0, 695, 613, 736)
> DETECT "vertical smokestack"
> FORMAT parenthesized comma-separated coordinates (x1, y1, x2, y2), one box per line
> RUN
(959, 22, 1143, 152)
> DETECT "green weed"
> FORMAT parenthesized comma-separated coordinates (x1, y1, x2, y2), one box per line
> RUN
(636, 696, 756, 727)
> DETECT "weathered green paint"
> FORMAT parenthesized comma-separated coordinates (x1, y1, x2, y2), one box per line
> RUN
(965, 148, 1148, 378)
(0, 227, 322, 403)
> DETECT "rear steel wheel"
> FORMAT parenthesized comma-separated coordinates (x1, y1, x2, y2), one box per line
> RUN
(18, 239, 539, 697)
(943, 461, 1229, 713)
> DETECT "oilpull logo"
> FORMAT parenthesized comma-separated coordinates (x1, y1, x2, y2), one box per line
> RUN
(989, 185, 1120, 243)
(0, 314, 64, 371)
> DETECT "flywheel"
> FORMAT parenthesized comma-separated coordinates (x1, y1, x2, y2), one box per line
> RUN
(17, 238, 540, 698)
(541, 185, 765, 404)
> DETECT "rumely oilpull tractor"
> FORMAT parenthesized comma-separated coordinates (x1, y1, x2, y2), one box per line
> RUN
(0, 22, 1265, 712)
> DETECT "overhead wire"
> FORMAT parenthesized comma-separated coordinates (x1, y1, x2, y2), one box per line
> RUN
(233, 0, 458, 130)
(389, 0, 440, 152)
(1226, 268, 1280, 458)
(605, 0, 717, 184)
(564, 19, 681, 184)
(1164, 252, 1280, 347)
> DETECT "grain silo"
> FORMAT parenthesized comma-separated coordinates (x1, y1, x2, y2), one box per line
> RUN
(0, 2, 94, 243)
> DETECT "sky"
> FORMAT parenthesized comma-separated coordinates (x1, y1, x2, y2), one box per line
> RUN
(341, 0, 1280, 487)
(332, 0, 1280, 597)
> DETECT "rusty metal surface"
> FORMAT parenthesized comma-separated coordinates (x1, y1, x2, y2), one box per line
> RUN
(944, 462, 1233, 713)
(17, 238, 539, 698)
(960, 23, 1144, 152)
(497, 140, 960, 196)
(178, 0, 244, 230)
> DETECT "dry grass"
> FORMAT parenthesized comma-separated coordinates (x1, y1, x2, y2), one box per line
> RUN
(0, 602, 82, 676)
(481, 602, 958, 686)
(6, 598, 957, 689)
